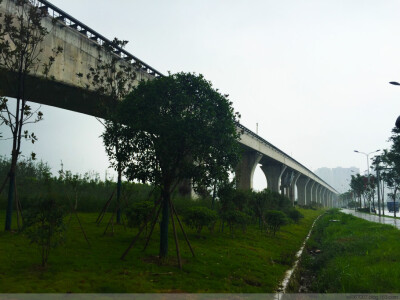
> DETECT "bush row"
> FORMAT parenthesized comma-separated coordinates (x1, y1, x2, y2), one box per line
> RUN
(126, 182, 304, 236)
(0, 156, 154, 212)
(2, 157, 305, 236)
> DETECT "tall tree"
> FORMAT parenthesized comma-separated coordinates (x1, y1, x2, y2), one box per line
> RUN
(119, 72, 241, 258)
(0, 0, 62, 230)
(350, 173, 375, 210)
(80, 37, 137, 224)
(350, 174, 364, 209)
(380, 127, 400, 217)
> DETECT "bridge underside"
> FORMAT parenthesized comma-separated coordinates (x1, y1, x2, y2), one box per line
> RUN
(0, 69, 112, 118)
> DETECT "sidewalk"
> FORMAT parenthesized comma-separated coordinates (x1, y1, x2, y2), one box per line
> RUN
(341, 209, 400, 229)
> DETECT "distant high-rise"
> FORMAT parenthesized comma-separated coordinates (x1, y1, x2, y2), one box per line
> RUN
(315, 167, 360, 193)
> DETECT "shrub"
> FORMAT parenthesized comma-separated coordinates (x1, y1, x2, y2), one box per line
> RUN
(248, 189, 292, 221)
(23, 198, 66, 267)
(264, 210, 288, 236)
(218, 182, 254, 215)
(172, 195, 210, 215)
(183, 206, 217, 234)
(224, 210, 251, 234)
(286, 208, 304, 224)
(125, 201, 154, 229)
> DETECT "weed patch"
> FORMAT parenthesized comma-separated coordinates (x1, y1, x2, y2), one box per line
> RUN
(289, 209, 400, 293)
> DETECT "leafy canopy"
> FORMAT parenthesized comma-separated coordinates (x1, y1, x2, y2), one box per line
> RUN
(381, 127, 400, 194)
(119, 72, 241, 191)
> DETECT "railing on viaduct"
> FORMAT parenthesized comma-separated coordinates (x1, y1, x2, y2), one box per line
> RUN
(33, 0, 164, 78)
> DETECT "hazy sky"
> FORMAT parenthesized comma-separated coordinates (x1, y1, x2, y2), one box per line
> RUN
(2, 0, 400, 190)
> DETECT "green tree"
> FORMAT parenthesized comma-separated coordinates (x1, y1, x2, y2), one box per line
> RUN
(80, 38, 138, 224)
(264, 210, 288, 236)
(350, 174, 372, 209)
(23, 198, 65, 267)
(380, 127, 400, 217)
(340, 191, 352, 207)
(119, 72, 241, 258)
(0, 0, 62, 230)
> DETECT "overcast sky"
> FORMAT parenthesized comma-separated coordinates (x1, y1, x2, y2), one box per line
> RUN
(1, 0, 400, 190)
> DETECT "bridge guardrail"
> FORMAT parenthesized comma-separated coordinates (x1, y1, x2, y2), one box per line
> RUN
(29, 0, 164, 78)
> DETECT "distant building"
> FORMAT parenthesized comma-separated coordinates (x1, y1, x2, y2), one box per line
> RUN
(315, 167, 360, 193)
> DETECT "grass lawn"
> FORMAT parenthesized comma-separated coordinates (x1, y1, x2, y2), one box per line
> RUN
(288, 209, 400, 293)
(0, 208, 321, 293)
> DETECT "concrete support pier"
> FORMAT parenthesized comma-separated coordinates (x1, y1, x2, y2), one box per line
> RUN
(235, 151, 262, 190)
(260, 163, 287, 193)
(305, 180, 314, 204)
(297, 176, 310, 205)
(289, 173, 301, 205)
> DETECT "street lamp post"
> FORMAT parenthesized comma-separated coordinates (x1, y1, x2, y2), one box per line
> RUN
(375, 156, 381, 217)
(354, 149, 380, 213)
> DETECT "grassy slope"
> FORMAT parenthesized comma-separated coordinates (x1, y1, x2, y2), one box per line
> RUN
(288, 209, 400, 293)
(0, 208, 321, 293)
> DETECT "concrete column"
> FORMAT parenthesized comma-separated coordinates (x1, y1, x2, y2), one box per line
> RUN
(312, 182, 319, 204)
(320, 186, 325, 205)
(281, 169, 294, 198)
(322, 189, 328, 207)
(306, 180, 315, 204)
(296, 176, 310, 206)
(313, 184, 319, 204)
(284, 185, 290, 198)
(290, 173, 301, 205)
(315, 185, 321, 204)
(235, 151, 262, 190)
(316, 185, 322, 205)
(260, 163, 287, 193)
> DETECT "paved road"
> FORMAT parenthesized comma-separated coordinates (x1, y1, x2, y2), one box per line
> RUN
(341, 209, 400, 229)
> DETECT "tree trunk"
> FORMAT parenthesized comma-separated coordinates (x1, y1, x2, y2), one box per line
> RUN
(159, 186, 170, 258)
(212, 182, 216, 210)
(394, 188, 397, 219)
(371, 190, 376, 212)
(382, 182, 385, 216)
(116, 165, 122, 224)
(5, 146, 19, 230)
(5, 60, 24, 231)
(5, 165, 16, 231)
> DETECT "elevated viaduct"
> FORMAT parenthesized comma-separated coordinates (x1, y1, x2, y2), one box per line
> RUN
(0, 0, 338, 206)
